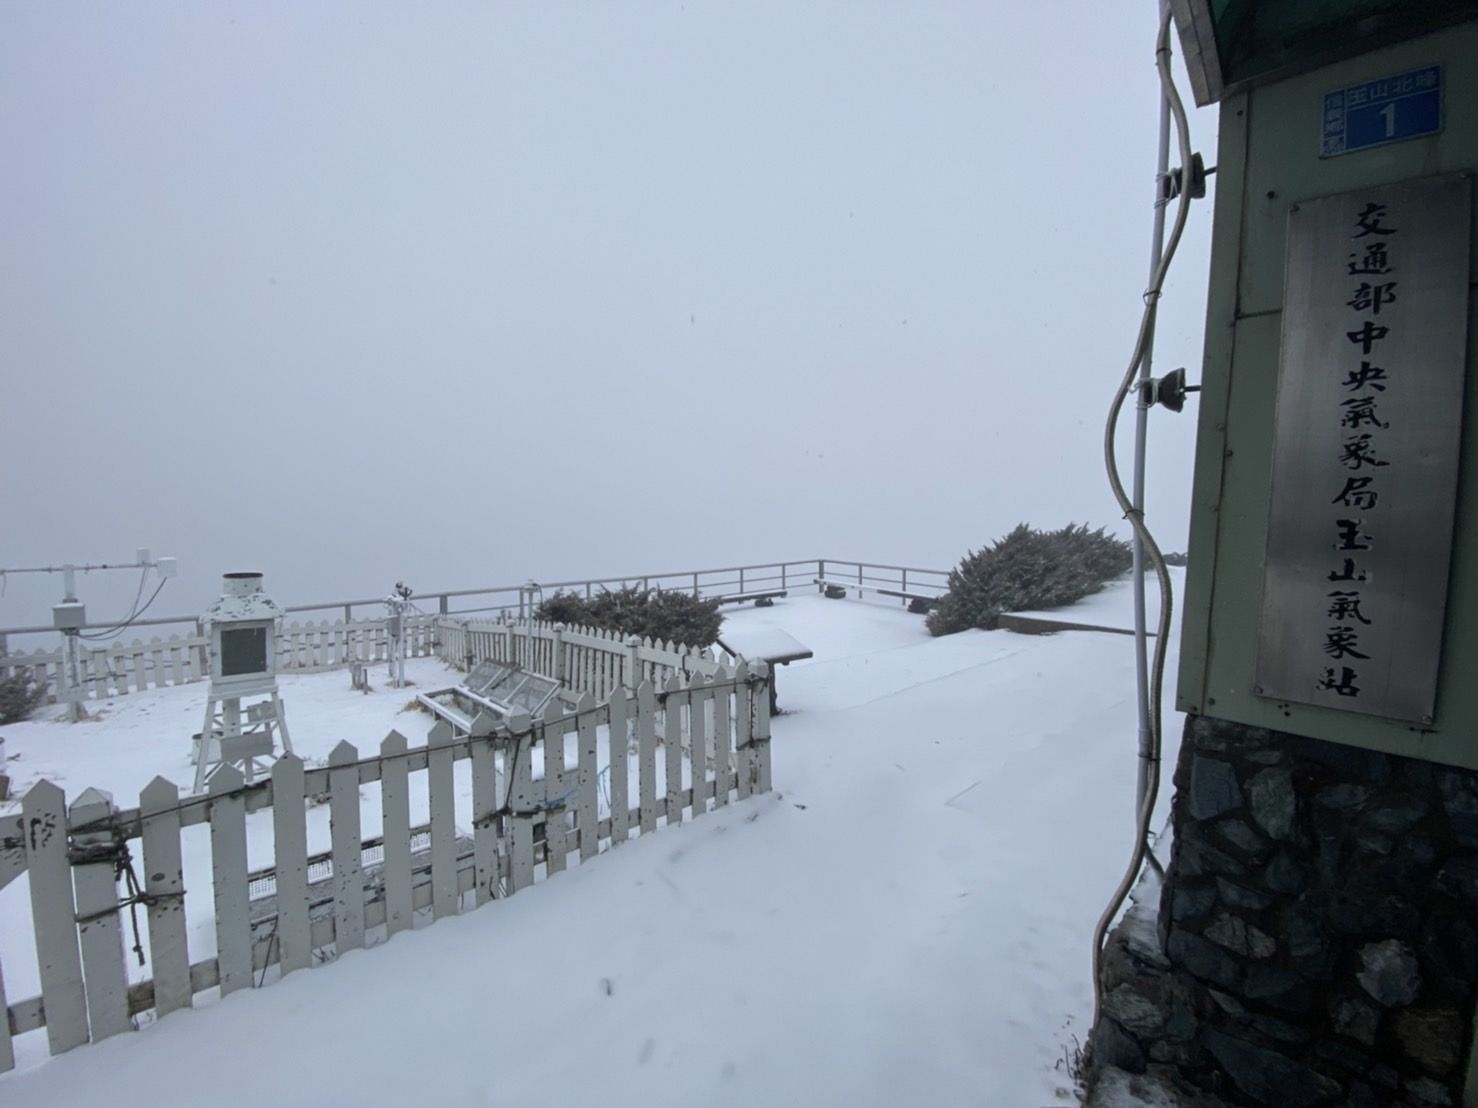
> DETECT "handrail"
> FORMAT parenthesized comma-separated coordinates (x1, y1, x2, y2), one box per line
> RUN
(0, 558, 950, 648)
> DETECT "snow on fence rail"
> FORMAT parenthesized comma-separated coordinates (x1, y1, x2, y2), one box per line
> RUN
(0, 662, 771, 1072)
(437, 617, 726, 703)
(0, 615, 438, 704)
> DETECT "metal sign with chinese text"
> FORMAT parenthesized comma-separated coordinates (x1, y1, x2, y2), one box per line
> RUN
(1321, 66, 1442, 158)
(1256, 174, 1472, 724)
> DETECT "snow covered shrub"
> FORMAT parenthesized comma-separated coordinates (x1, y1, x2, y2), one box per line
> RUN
(0, 668, 49, 724)
(925, 523, 1133, 636)
(536, 586, 723, 648)
(534, 591, 589, 627)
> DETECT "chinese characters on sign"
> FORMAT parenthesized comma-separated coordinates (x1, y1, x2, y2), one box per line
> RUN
(1256, 176, 1471, 723)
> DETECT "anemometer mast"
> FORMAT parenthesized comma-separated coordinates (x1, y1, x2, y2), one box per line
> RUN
(2, 549, 178, 722)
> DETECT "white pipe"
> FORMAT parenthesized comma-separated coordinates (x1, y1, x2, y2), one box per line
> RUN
(1133, 0, 1173, 815)
(1092, 0, 1197, 1033)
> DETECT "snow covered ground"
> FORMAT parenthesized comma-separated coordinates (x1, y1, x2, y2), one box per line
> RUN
(0, 574, 1184, 1107)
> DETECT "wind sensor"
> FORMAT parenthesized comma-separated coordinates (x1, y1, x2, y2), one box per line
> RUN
(0, 549, 178, 721)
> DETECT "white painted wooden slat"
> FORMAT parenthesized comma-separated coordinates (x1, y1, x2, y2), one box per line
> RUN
(380, 731, 413, 937)
(69, 788, 131, 1041)
(608, 688, 630, 845)
(268, 755, 310, 975)
(689, 673, 709, 820)
(209, 765, 252, 997)
(664, 674, 684, 827)
(428, 721, 458, 918)
(329, 741, 365, 953)
(637, 681, 657, 834)
(576, 694, 599, 861)
(166, 637, 183, 686)
(735, 661, 753, 802)
(713, 665, 732, 808)
(0, 956, 13, 1071)
(140, 776, 192, 1014)
(542, 701, 568, 876)
(0, 812, 22, 894)
(506, 711, 536, 893)
(23, 780, 88, 1054)
(148, 638, 166, 690)
(754, 661, 773, 794)
(469, 713, 499, 905)
(130, 640, 148, 692)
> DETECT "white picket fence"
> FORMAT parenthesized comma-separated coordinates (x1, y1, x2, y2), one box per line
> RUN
(0, 662, 772, 1071)
(0, 616, 439, 704)
(437, 617, 726, 702)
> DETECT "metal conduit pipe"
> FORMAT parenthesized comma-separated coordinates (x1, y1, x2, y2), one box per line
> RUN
(1090, 1, 1199, 1034)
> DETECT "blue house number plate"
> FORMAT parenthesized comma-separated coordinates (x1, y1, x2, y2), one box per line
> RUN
(1322, 66, 1442, 158)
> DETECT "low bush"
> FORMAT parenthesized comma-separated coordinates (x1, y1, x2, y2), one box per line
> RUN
(0, 668, 49, 724)
(536, 586, 723, 649)
(926, 523, 1133, 636)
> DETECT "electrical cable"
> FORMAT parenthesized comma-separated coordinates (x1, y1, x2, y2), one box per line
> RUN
(1090, 3, 1198, 1035)
(78, 579, 170, 641)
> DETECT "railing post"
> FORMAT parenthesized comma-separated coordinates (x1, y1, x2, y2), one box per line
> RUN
(818, 560, 825, 592)
(692, 572, 700, 598)
(781, 564, 787, 590)
(739, 567, 745, 594)
(625, 635, 642, 690)
(440, 594, 448, 615)
(343, 604, 352, 623)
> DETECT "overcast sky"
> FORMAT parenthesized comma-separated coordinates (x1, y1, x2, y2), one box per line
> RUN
(1, 2, 1216, 634)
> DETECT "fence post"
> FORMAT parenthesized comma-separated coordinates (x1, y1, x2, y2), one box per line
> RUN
(428, 721, 458, 919)
(439, 594, 449, 615)
(209, 765, 251, 997)
(0, 953, 11, 1071)
(739, 567, 745, 594)
(552, 624, 566, 685)
(753, 661, 773, 794)
(343, 604, 352, 623)
(380, 731, 413, 937)
(609, 688, 630, 845)
(70, 787, 131, 1042)
(469, 713, 499, 906)
(140, 776, 191, 1015)
(664, 674, 684, 825)
(505, 710, 536, 893)
(270, 754, 311, 973)
(692, 572, 699, 597)
(625, 635, 641, 690)
(817, 560, 825, 590)
(23, 780, 88, 1055)
(195, 620, 209, 681)
(329, 741, 365, 952)
(781, 564, 787, 591)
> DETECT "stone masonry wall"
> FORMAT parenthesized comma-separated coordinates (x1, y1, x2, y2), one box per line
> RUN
(1091, 714, 1478, 1107)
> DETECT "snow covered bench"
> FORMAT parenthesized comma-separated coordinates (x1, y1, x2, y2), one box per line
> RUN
(716, 626, 812, 714)
(812, 577, 939, 613)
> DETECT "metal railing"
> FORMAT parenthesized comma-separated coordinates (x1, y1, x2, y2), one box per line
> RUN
(0, 559, 950, 653)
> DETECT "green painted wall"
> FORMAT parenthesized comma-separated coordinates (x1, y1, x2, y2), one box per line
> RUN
(1177, 19, 1478, 768)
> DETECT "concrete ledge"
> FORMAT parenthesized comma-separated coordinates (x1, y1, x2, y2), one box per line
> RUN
(999, 613, 1151, 637)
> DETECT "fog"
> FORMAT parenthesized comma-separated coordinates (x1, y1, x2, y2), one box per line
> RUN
(1, 3, 1216, 635)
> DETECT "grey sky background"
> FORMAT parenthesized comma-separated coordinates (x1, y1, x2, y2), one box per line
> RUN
(1, 2, 1216, 633)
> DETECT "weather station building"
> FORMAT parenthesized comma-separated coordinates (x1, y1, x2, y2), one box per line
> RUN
(1090, 4, 1478, 1106)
